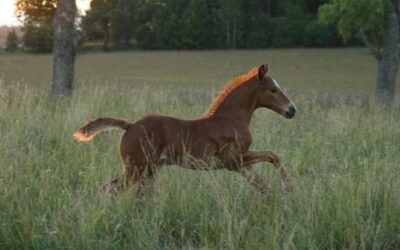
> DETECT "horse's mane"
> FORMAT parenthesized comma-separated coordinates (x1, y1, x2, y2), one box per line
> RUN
(203, 67, 258, 118)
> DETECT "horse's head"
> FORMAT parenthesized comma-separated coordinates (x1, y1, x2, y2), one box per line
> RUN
(255, 64, 296, 119)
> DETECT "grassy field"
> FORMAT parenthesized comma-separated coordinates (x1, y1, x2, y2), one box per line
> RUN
(2, 48, 397, 93)
(0, 49, 399, 249)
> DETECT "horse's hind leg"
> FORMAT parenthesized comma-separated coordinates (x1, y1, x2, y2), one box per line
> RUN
(136, 164, 160, 196)
(103, 157, 147, 196)
(120, 150, 162, 196)
(117, 126, 163, 196)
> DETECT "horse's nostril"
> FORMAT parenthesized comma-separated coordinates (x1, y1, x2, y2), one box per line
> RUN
(285, 105, 296, 119)
(289, 105, 296, 114)
(285, 111, 295, 119)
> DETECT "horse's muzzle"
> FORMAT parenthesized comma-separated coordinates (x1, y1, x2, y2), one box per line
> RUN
(284, 105, 296, 119)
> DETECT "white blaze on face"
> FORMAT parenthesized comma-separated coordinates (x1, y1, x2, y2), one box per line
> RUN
(272, 78, 297, 112)
(272, 79, 281, 89)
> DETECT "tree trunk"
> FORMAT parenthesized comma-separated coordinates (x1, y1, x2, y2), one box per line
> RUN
(52, 0, 76, 98)
(233, 19, 237, 49)
(376, 0, 400, 103)
(122, 0, 130, 49)
(102, 18, 110, 51)
(226, 20, 230, 48)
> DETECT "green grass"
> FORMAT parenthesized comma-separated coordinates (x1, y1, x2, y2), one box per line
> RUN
(1, 48, 397, 93)
(0, 49, 399, 249)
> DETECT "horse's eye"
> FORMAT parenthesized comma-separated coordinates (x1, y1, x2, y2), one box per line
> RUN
(270, 88, 278, 93)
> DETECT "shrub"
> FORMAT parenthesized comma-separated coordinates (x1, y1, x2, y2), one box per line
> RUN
(5, 30, 19, 52)
(23, 22, 53, 53)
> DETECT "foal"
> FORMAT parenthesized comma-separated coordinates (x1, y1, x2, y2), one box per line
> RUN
(74, 64, 297, 196)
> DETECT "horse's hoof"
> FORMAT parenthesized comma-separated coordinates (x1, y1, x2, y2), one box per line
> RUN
(259, 185, 275, 199)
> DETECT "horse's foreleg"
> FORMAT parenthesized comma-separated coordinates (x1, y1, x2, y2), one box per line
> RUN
(242, 150, 293, 192)
(238, 168, 272, 196)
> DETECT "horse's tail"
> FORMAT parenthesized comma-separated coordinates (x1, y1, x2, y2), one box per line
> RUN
(73, 117, 129, 143)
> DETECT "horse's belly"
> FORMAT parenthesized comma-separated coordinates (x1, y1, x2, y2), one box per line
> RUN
(161, 134, 247, 170)
(161, 139, 224, 170)
(159, 154, 225, 170)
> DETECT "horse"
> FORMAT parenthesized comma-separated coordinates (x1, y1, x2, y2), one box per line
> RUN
(73, 64, 297, 196)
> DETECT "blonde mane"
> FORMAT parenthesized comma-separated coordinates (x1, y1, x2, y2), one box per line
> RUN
(203, 67, 258, 118)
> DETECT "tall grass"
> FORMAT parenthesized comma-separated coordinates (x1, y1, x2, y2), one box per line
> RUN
(0, 76, 399, 249)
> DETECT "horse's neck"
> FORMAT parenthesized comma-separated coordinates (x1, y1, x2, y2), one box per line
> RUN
(212, 82, 258, 124)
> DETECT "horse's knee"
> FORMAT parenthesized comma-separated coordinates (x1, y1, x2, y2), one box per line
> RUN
(262, 150, 280, 167)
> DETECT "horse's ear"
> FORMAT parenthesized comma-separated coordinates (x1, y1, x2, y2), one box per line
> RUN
(258, 64, 269, 80)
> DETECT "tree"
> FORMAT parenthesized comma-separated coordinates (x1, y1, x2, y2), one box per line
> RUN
(52, 0, 77, 97)
(110, 0, 134, 50)
(78, 0, 333, 49)
(156, 0, 190, 49)
(81, 0, 114, 50)
(217, 0, 242, 48)
(134, 0, 190, 49)
(82, 0, 135, 50)
(6, 30, 19, 52)
(16, 0, 56, 52)
(181, 0, 218, 49)
(319, 0, 400, 103)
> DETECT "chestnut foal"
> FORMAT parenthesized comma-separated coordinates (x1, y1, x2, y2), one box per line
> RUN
(74, 64, 297, 196)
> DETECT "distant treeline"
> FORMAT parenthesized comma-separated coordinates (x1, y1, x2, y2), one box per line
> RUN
(13, 0, 361, 53)
(82, 0, 353, 50)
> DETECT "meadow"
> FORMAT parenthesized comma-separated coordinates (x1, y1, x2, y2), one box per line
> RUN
(0, 49, 399, 249)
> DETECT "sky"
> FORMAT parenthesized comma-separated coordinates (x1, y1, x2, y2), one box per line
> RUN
(0, 0, 91, 26)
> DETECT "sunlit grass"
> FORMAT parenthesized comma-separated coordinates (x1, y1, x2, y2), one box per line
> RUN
(0, 50, 399, 249)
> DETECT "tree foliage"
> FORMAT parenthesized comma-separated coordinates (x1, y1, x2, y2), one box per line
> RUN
(81, 0, 344, 50)
(217, 0, 242, 48)
(318, 0, 385, 49)
(14, 0, 349, 52)
(81, 0, 135, 50)
(319, 0, 400, 103)
(16, 0, 56, 52)
(181, 0, 218, 49)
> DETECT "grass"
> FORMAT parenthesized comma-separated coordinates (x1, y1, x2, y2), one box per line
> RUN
(0, 49, 399, 249)
(1, 48, 395, 93)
